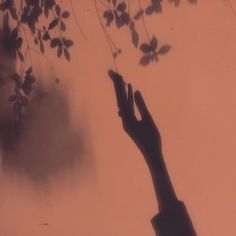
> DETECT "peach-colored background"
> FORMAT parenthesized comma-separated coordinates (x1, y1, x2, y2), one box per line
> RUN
(1, 0, 236, 235)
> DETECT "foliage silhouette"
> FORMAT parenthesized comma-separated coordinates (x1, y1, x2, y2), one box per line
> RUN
(0, 0, 74, 121)
(97, 0, 197, 70)
(0, 0, 198, 122)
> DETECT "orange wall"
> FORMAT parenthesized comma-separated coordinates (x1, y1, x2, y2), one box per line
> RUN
(1, 1, 236, 235)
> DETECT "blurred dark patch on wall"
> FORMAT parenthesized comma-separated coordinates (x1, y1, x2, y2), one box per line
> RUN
(0, 30, 91, 183)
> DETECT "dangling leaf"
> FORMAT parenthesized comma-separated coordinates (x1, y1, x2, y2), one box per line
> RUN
(63, 48, 70, 61)
(60, 20, 66, 31)
(50, 37, 61, 47)
(134, 9, 144, 20)
(117, 2, 127, 12)
(42, 32, 50, 40)
(103, 10, 114, 26)
(145, 6, 154, 15)
(63, 39, 74, 48)
(150, 36, 158, 51)
(120, 12, 130, 25)
(131, 29, 139, 48)
(140, 43, 152, 53)
(55, 5, 61, 16)
(158, 45, 171, 55)
(48, 18, 59, 30)
(62, 11, 70, 18)
(139, 55, 151, 66)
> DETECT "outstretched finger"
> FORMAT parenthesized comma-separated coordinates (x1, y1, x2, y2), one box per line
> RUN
(134, 90, 151, 120)
(128, 83, 135, 116)
(108, 70, 127, 112)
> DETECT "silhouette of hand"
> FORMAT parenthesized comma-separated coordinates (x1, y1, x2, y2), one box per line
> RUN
(109, 70, 163, 167)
